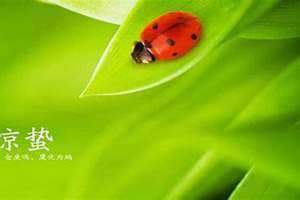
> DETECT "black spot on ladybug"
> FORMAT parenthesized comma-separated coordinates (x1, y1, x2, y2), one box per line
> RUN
(172, 52, 178, 56)
(191, 34, 198, 40)
(166, 39, 175, 46)
(152, 23, 158, 30)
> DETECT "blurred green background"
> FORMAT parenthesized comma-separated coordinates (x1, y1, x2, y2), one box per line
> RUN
(0, 1, 208, 199)
(2, 0, 300, 199)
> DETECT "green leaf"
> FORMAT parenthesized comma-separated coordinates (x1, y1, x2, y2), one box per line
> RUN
(230, 169, 300, 200)
(200, 56, 300, 188)
(41, 0, 300, 40)
(240, 0, 300, 39)
(81, 0, 279, 96)
(165, 152, 244, 200)
(38, 0, 137, 24)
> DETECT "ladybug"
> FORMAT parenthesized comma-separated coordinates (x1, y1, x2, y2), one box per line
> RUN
(131, 11, 202, 64)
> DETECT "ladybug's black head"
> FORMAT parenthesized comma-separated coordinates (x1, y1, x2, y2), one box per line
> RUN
(131, 41, 155, 64)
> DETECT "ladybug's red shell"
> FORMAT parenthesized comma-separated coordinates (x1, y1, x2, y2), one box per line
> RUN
(141, 11, 202, 61)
